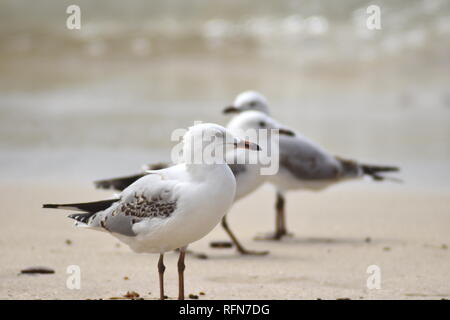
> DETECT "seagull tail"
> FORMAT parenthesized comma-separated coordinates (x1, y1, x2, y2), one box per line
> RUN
(360, 164, 400, 181)
(43, 199, 119, 228)
(67, 212, 96, 226)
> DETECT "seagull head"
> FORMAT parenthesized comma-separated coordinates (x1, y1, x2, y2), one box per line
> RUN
(227, 111, 295, 139)
(181, 123, 261, 165)
(223, 91, 270, 115)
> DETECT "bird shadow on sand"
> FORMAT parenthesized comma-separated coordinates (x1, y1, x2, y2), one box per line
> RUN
(191, 251, 308, 262)
(185, 236, 404, 260)
(256, 235, 403, 247)
(182, 244, 306, 261)
(271, 236, 367, 245)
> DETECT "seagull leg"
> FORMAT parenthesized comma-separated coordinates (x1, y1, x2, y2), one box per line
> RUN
(177, 246, 186, 300)
(254, 192, 292, 241)
(217, 215, 269, 255)
(277, 193, 292, 237)
(158, 253, 166, 300)
(174, 247, 208, 260)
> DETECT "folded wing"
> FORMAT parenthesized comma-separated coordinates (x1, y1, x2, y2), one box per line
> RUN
(44, 173, 179, 237)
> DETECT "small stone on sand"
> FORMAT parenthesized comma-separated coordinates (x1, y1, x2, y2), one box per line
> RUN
(20, 266, 55, 274)
(123, 291, 140, 299)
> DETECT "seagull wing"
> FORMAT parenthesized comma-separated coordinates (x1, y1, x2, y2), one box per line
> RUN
(44, 172, 181, 237)
(279, 134, 342, 180)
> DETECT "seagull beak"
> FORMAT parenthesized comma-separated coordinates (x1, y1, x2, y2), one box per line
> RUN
(278, 128, 295, 137)
(223, 106, 241, 114)
(234, 139, 261, 151)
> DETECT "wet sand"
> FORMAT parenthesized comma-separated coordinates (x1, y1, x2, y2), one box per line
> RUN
(0, 182, 449, 300)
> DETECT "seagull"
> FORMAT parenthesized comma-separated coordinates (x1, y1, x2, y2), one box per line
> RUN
(218, 112, 295, 254)
(93, 113, 294, 256)
(43, 123, 260, 299)
(224, 91, 400, 240)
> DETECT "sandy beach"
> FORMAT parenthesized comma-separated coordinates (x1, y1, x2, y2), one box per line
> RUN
(1, 182, 448, 300)
(1, 0, 449, 301)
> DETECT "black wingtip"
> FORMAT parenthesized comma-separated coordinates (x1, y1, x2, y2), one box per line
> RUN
(147, 163, 169, 170)
(43, 204, 58, 209)
(378, 166, 400, 172)
(93, 173, 150, 191)
(361, 164, 401, 182)
(93, 180, 111, 190)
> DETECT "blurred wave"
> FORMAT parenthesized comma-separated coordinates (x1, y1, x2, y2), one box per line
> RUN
(0, 0, 449, 188)
(1, 0, 449, 67)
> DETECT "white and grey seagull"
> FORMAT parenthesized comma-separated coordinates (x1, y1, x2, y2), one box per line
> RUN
(93, 112, 294, 256)
(43, 123, 260, 299)
(223, 91, 400, 240)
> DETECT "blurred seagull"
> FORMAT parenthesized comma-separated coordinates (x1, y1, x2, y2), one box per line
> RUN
(43, 123, 260, 299)
(218, 111, 295, 253)
(223, 91, 400, 240)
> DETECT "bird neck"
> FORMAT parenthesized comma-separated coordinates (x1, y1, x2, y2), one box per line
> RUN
(186, 162, 228, 181)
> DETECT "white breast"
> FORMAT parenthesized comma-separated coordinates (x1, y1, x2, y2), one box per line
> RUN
(116, 164, 236, 253)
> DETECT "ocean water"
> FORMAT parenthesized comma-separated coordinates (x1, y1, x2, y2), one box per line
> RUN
(0, 0, 449, 190)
